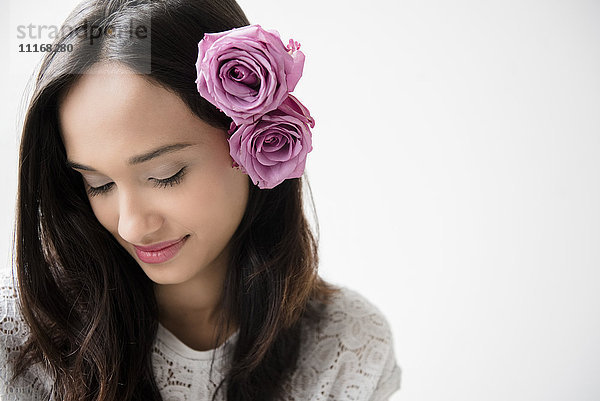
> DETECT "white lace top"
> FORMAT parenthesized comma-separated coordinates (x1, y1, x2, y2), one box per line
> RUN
(0, 270, 401, 400)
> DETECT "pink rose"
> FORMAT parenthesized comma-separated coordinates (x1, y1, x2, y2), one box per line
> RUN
(195, 24, 305, 125)
(227, 94, 315, 189)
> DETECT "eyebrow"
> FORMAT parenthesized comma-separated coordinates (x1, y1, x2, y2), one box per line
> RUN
(66, 142, 195, 172)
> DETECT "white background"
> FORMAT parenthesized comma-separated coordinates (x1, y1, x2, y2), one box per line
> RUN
(1, 1, 600, 400)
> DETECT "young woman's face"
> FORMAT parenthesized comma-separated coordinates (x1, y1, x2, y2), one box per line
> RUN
(59, 62, 249, 285)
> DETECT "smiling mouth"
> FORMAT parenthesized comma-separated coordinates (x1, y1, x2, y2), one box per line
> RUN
(134, 234, 190, 264)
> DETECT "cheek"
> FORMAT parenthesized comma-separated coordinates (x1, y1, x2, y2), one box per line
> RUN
(88, 197, 116, 231)
(184, 165, 249, 235)
(188, 139, 249, 229)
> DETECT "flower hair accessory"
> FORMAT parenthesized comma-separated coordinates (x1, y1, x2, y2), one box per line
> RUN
(195, 24, 314, 189)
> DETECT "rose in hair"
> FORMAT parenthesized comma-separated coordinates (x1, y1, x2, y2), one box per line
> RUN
(195, 24, 305, 125)
(227, 94, 314, 189)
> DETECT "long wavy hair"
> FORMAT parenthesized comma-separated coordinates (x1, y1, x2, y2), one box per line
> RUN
(10, 0, 338, 400)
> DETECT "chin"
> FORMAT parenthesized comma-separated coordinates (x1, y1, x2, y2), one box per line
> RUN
(139, 265, 194, 286)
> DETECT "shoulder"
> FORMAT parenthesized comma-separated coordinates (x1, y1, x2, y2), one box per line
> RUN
(307, 285, 394, 344)
(0, 269, 52, 400)
(291, 285, 401, 400)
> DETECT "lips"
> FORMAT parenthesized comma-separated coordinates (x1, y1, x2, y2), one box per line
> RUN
(134, 235, 189, 252)
(134, 235, 190, 264)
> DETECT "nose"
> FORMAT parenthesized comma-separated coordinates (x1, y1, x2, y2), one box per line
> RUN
(116, 189, 164, 245)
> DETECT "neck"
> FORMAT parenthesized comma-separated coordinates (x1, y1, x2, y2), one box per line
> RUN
(153, 247, 230, 334)
(154, 274, 223, 328)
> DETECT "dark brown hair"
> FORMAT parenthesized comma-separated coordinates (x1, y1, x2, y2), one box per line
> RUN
(11, 0, 338, 399)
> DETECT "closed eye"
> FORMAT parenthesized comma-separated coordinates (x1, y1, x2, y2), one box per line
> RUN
(85, 166, 188, 197)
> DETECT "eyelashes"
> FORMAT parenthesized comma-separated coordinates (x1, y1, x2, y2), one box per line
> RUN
(86, 166, 188, 197)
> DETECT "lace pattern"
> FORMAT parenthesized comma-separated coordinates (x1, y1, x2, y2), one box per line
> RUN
(0, 271, 52, 400)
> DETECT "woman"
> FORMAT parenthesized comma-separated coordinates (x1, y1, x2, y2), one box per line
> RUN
(0, 0, 401, 400)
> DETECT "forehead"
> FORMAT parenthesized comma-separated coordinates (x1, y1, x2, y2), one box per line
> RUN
(58, 62, 213, 162)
